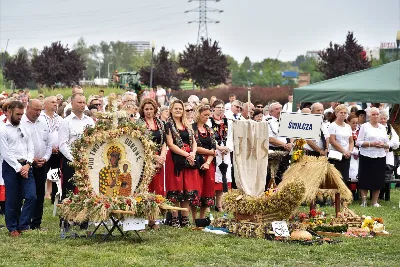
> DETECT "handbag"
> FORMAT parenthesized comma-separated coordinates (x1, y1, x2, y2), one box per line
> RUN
(328, 150, 343, 161)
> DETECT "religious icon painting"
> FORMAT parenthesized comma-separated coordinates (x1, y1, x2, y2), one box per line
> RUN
(87, 136, 146, 197)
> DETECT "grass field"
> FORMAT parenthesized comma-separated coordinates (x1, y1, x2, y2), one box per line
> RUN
(0, 190, 400, 267)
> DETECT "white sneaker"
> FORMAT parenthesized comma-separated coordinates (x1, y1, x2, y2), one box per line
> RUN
(373, 203, 381, 207)
(360, 202, 367, 207)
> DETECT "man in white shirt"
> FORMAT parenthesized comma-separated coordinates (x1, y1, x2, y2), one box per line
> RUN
(156, 86, 167, 106)
(59, 93, 95, 199)
(224, 94, 236, 112)
(282, 93, 293, 112)
(304, 103, 329, 157)
(225, 100, 242, 120)
(63, 85, 87, 116)
(21, 99, 52, 230)
(267, 102, 292, 186)
(0, 101, 36, 237)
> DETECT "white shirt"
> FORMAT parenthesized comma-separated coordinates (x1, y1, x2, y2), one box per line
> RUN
(304, 121, 330, 151)
(156, 88, 166, 102)
(282, 102, 293, 112)
(356, 122, 389, 158)
(0, 120, 34, 173)
(59, 112, 95, 161)
(268, 116, 288, 147)
(21, 114, 52, 161)
(40, 111, 63, 148)
(328, 122, 352, 152)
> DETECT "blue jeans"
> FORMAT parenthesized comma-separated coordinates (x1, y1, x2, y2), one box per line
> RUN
(3, 162, 37, 232)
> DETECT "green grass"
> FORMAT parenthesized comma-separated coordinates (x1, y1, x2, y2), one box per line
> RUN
(1, 190, 400, 267)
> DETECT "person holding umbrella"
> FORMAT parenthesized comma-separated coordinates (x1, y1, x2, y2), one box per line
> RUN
(207, 100, 233, 212)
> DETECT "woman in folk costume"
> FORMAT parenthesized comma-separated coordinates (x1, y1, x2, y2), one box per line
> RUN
(165, 99, 200, 227)
(138, 98, 167, 196)
(207, 99, 233, 212)
(193, 104, 217, 219)
(347, 115, 360, 181)
(138, 98, 167, 230)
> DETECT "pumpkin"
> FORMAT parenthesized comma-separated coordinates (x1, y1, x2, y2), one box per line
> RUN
(290, 230, 312, 240)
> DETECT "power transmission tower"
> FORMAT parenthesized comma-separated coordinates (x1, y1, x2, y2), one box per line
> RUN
(185, 0, 223, 44)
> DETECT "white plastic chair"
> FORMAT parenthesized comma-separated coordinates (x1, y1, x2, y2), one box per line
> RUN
(47, 168, 62, 216)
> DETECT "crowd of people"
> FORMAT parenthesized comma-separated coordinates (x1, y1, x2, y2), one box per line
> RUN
(0, 87, 398, 236)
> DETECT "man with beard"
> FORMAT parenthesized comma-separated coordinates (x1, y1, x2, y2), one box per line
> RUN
(21, 99, 52, 230)
(0, 101, 36, 237)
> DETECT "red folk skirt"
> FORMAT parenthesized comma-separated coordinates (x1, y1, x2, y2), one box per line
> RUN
(0, 185, 5, 201)
(148, 166, 165, 196)
(214, 182, 232, 191)
(199, 160, 215, 207)
(165, 149, 201, 206)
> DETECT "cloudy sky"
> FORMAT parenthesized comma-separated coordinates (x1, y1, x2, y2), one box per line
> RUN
(1, 0, 399, 62)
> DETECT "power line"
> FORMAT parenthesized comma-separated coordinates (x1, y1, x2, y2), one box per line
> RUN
(0, 3, 179, 20)
(1, 10, 185, 33)
(185, 0, 223, 44)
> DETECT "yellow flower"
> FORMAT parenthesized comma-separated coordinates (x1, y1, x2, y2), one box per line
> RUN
(135, 196, 142, 203)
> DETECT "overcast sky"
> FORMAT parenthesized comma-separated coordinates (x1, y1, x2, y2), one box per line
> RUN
(1, 0, 399, 62)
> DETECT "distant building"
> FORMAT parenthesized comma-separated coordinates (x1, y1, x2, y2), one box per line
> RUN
(306, 50, 320, 60)
(363, 46, 380, 60)
(379, 42, 398, 60)
(298, 73, 310, 87)
(126, 41, 150, 54)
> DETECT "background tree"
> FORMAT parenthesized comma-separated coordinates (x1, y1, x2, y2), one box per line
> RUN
(318, 31, 370, 79)
(299, 56, 324, 83)
(139, 46, 182, 89)
(4, 48, 32, 88)
(179, 38, 229, 89)
(31, 42, 86, 87)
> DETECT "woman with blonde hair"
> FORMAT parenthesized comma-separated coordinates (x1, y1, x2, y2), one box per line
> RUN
(356, 107, 389, 207)
(165, 99, 200, 227)
(193, 104, 216, 219)
(328, 104, 354, 182)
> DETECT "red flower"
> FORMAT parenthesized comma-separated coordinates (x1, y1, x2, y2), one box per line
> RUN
(104, 203, 111, 209)
(310, 209, 317, 218)
(126, 199, 132, 206)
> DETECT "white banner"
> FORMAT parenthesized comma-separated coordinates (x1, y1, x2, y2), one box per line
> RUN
(278, 112, 323, 140)
(233, 120, 269, 197)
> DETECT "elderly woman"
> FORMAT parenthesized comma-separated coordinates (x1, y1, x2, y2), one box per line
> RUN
(378, 110, 399, 181)
(159, 105, 169, 122)
(165, 100, 200, 227)
(184, 102, 195, 124)
(356, 107, 390, 207)
(207, 100, 233, 211)
(328, 104, 354, 182)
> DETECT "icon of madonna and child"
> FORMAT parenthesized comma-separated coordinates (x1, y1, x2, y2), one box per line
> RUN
(99, 143, 133, 197)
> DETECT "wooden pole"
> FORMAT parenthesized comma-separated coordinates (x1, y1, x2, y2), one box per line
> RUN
(247, 87, 251, 119)
(335, 193, 341, 217)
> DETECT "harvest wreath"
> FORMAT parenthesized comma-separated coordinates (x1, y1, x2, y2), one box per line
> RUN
(59, 115, 172, 223)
